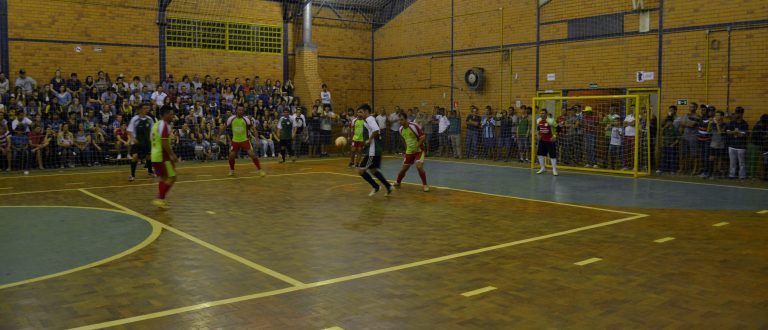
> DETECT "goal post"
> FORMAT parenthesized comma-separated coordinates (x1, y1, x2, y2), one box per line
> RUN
(530, 94, 651, 177)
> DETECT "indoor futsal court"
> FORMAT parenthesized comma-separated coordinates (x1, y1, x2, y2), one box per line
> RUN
(1, 0, 768, 329)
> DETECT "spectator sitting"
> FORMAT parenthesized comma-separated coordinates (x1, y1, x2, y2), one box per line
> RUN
(14, 69, 37, 94)
(0, 125, 11, 171)
(11, 126, 31, 172)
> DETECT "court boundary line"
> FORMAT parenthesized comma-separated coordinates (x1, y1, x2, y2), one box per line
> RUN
(70, 172, 649, 330)
(78, 189, 306, 288)
(0, 157, 346, 180)
(423, 158, 768, 191)
(0, 172, 323, 196)
(0, 206, 162, 290)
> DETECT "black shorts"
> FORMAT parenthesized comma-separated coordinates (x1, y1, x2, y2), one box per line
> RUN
(130, 144, 151, 158)
(358, 155, 382, 170)
(537, 140, 557, 159)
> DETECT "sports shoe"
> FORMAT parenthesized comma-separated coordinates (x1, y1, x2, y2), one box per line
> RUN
(152, 199, 169, 209)
(228, 170, 235, 177)
(258, 170, 266, 177)
(593, 165, 599, 169)
(278, 159, 285, 164)
(585, 164, 591, 168)
(553, 169, 559, 176)
(536, 169, 545, 174)
(368, 187, 380, 196)
(117, 154, 122, 160)
(423, 185, 430, 192)
(385, 185, 393, 196)
(128, 175, 135, 182)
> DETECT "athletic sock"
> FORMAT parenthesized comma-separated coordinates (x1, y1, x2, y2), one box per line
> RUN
(537, 155, 546, 170)
(130, 161, 137, 176)
(228, 157, 235, 170)
(361, 171, 379, 189)
(418, 168, 427, 185)
(252, 156, 261, 170)
(372, 171, 391, 189)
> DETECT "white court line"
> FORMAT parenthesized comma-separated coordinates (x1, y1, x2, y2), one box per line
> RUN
(654, 237, 675, 243)
(426, 158, 768, 191)
(65, 182, 86, 185)
(0, 187, 12, 190)
(757, 210, 768, 214)
(196, 174, 212, 177)
(712, 222, 729, 227)
(206, 211, 216, 215)
(461, 286, 497, 297)
(574, 258, 602, 266)
(323, 327, 345, 330)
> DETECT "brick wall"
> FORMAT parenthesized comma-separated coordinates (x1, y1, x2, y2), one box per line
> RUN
(373, 0, 767, 123)
(7, 0, 159, 83)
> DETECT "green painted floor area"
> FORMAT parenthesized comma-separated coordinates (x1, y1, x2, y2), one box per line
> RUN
(0, 207, 153, 286)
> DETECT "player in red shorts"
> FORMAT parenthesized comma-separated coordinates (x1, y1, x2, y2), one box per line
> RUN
(535, 108, 559, 176)
(227, 105, 265, 177)
(394, 112, 430, 192)
(151, 105, 178, 209)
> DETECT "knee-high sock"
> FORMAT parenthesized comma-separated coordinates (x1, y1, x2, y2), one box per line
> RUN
(252, 156, 261, 170)
(361, 171, 379, 189)
(551, 158, 558, 172)
(158, 181, 167, 199)
(417, 168, 427, 185)
(537, 155, 546, 170)
(228, 156, 235, 170)
(372, 171, 391, 188)
(130, 160, 137, 176)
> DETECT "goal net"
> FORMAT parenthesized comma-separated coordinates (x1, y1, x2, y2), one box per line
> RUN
(530, 94, 651, 177)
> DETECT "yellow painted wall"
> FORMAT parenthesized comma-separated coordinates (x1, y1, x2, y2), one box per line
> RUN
(374, 0, 767, 123)
(7, 0, 159, 82)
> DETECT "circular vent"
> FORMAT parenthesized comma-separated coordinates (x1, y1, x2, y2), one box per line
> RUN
(464, 67, 484, 91)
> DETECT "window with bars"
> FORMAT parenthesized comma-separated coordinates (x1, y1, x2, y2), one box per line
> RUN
(166, 17, 282, 54)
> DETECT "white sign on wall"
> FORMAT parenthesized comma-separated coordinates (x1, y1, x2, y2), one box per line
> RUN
(636, 71, 654, 82)
(546, 73, 556, 81)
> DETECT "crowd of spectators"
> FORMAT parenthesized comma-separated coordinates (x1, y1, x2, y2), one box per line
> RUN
(0, 68, 766, 181)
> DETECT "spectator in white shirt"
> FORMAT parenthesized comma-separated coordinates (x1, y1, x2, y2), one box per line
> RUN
(12, 112, 33, 133)
(376, 108, 388, 143)
(388, 107, 402, 154)
(320, 84, 331, 110)
(151, 86, 168, 107)
(436, 107, 451, 157)
(622, 112, 636, 171)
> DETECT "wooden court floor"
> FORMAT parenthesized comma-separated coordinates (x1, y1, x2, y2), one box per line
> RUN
(1, 158, 767, 329)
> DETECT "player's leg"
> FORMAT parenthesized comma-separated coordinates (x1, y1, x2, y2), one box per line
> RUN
(279, 139, 287, 163)
(415, 153, 428, 190)
(549, 141, 559, 176)
(395, 153, 413, 187)
(358, 156, 380, 194)
(536, 141, 547, 174)
(129, 145, 138, 181)
(246, 148, 265, 176)
(368, 156, 392, 196)
(228, 142, 239, 175)
(286, 139, 295, 161)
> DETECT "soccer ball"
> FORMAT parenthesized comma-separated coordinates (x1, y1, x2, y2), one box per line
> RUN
(335, 136, 347, 147)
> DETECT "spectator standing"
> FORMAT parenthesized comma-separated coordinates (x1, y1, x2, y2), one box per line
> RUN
(726, 107, 749, 179)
